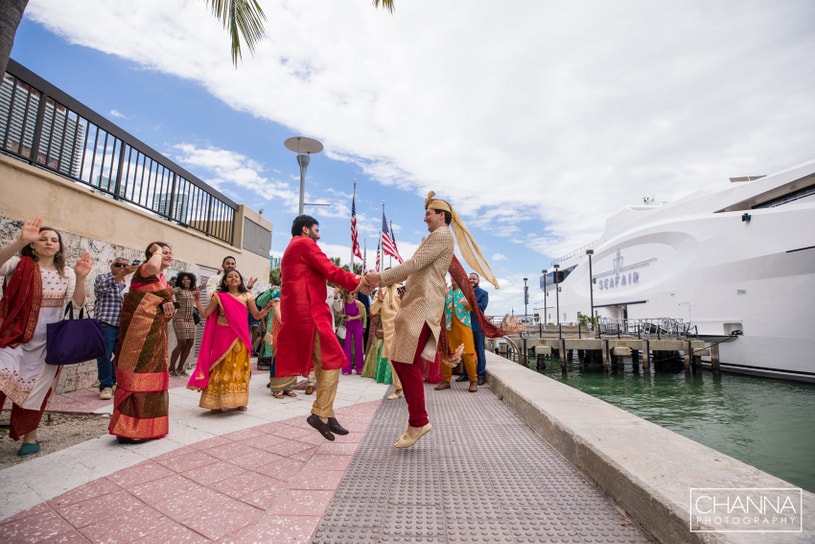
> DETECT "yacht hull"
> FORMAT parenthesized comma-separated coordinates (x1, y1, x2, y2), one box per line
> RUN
(535, 161, 815, 383)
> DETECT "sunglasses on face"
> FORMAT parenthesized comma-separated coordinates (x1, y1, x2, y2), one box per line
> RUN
(112, 263, 128, 268)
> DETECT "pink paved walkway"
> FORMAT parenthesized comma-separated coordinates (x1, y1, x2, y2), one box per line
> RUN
(0, 400, 381, 543)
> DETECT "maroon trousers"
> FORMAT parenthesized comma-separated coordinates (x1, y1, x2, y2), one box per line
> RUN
(391, 324, 432, 428)
(0, 390, 51, 441)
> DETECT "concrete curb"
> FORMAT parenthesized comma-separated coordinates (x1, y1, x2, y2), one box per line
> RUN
(486, 353, 814, 543)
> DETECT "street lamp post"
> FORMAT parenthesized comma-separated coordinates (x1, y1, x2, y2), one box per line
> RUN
(541, 268, 548, 329)
(523, 277, 529, 324)
(586, 249, 596, 337)
(553, 263, 560, 326)
(284, 136, 324, 215)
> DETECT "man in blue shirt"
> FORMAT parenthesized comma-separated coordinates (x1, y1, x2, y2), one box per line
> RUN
(469, 272, 489, 385)
(94, 257, 137, 400)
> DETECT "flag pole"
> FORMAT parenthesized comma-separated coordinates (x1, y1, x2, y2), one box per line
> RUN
(350, 179, 357, 269)
(379, 201, 385, 272)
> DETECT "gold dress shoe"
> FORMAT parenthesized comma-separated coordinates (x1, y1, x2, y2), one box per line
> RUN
(394, 423, 432, 448)
(434, 381, 451, 390)
(468, 382, 478, 393)
(387, 389, 403, 400)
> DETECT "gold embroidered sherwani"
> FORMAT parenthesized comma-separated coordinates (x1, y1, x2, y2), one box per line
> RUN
(379, 225, 453, 363)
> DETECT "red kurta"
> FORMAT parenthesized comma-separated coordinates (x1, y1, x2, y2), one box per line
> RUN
(277, 236, 359, 376)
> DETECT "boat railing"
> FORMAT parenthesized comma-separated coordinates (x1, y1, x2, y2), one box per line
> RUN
(601, 317, 690, 339)
(516, 317, 694, 340)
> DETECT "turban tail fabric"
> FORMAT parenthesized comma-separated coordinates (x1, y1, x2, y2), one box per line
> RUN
(425, 191, 500, 290)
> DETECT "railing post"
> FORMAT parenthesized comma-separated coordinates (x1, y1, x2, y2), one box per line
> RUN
(29, 88, 48, 167)
(113, 140, 126, 200)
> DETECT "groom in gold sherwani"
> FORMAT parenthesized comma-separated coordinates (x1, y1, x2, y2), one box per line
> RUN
(364, 192, 499, 448)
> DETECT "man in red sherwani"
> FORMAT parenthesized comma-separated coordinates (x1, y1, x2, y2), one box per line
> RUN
(277, 215, 362, 441)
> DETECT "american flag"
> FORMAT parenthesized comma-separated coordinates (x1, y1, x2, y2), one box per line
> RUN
(381, 211, 403, 264)
(351, 193, 362, 260)
(375, 238, 381, 272)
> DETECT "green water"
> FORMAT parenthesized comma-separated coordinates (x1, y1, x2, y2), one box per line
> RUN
(535, 361, 815, 493)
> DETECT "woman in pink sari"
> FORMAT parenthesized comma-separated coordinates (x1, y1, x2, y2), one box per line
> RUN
(187, 270, 269, 413)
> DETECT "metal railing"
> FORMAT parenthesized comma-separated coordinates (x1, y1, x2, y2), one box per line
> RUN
(0, 60, 237, 244)
(598, 317, 694, 339)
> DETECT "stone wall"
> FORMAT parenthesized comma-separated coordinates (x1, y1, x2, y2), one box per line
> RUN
(0, 154, 272, 394)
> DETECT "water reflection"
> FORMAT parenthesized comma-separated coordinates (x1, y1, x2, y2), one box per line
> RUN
(536, 359, 815, 493)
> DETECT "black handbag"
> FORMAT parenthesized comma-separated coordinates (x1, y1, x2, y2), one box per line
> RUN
(193, 307, 201, 325)
(45, 302, 106, 365)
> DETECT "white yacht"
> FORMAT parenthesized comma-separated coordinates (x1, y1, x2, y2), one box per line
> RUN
(533, 160, 815, 383)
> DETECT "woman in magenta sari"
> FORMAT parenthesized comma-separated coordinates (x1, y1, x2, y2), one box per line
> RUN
(187, 270, 269, 413)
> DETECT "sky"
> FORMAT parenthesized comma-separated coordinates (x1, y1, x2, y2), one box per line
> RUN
(9, 0, 815, 316)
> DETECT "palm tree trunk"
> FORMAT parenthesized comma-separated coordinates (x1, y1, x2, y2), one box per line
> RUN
(0, 0, 28, 76)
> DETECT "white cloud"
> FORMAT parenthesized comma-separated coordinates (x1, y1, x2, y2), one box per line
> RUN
(22, 0, 815, 311)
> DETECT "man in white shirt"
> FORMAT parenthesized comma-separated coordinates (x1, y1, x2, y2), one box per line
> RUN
(205, 256, 256, 297)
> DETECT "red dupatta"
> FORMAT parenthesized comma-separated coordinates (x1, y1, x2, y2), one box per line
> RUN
(438, 255, 506, 358)
(0, 256, 42, 348)
(186, 292, 252, 391)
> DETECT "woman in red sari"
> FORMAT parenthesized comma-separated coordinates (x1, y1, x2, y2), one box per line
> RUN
(108, 242, 176, 444)
(187, 270, 269, 412)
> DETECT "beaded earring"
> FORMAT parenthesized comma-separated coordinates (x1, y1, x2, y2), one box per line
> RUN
(55, 251, 62, 258)
(31, 248, 37, 257)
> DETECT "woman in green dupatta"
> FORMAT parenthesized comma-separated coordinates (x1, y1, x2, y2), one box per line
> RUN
(108, 242, 176, 444)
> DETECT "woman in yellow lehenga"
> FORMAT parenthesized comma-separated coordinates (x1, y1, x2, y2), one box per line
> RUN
(187, 270, 269, 413)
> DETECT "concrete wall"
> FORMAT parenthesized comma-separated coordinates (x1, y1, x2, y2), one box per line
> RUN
(0, 155, 273, 392)
(486, 353, 814, 543)
(0, 155, 272, 279)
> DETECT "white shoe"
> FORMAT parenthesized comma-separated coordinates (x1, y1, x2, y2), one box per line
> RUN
(99, 387, 113, 400)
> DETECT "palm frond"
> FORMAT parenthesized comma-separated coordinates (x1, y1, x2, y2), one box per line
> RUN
(372, 0, 395, 14)
(206, 0, 267, 66)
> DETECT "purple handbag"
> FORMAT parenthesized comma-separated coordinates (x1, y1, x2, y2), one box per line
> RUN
(45, 302, 106, 365)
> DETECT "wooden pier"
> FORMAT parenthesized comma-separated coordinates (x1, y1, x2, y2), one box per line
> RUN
(489, 328, 716, 372)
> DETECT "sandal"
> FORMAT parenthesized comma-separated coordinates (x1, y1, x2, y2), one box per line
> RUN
(285, 390, 297, 397)
(273, 391, 284, 399)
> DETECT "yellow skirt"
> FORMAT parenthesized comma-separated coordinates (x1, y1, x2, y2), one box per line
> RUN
(199, 340, 251, 409)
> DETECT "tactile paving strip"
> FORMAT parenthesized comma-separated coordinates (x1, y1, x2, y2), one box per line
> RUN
(313, 383, 653, 543)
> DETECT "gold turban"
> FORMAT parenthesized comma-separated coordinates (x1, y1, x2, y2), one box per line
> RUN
(425, 191, 499, 289)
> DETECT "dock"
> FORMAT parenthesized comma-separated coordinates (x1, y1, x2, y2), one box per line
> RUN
(490, 324, 717, 372)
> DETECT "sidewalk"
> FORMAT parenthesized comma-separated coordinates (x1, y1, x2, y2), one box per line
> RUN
(0, 369, 651, 543)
